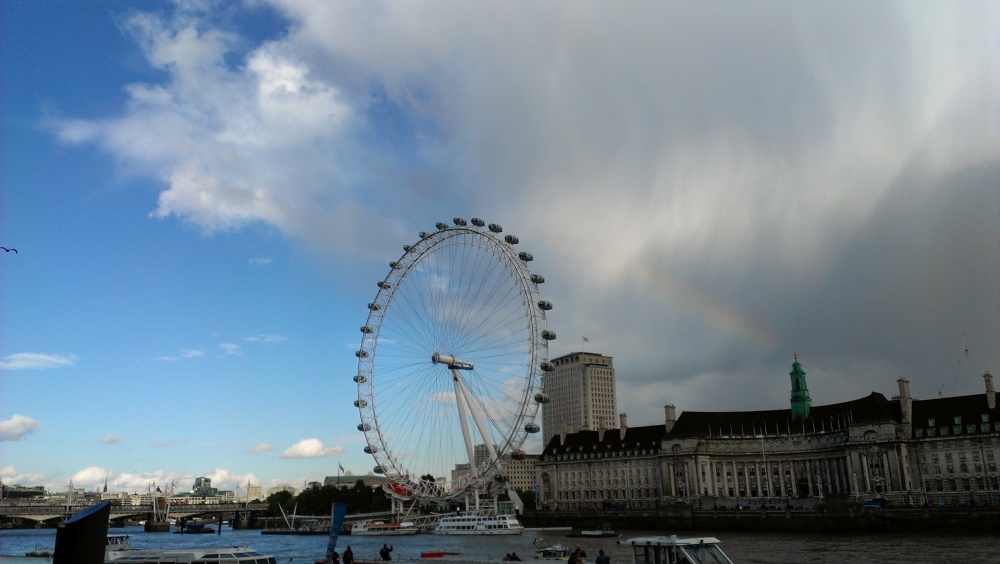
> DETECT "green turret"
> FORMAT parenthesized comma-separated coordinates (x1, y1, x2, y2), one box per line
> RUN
(789, 355, 811, 421)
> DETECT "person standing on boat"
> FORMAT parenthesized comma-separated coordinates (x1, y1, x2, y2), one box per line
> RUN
(379, 543, 393, 561)
(595, 549, 611, 564)
(342, 546, 354, 564)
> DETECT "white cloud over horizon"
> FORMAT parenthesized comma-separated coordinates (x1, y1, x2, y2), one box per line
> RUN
(281, 438, 344, 459)
(0, 353, 77, 371)
(0, 415, 41, 441)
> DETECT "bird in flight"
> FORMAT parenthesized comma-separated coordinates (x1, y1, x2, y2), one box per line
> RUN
(1, 247, 17, 253)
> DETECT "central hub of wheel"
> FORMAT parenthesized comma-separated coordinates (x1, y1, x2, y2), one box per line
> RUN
(432, 353, 474, 370)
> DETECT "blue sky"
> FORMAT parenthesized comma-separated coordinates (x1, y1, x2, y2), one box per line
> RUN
(1, 1, 997, 495)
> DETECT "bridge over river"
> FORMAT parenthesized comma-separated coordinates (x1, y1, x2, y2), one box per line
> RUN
(0, 501, 268, 525)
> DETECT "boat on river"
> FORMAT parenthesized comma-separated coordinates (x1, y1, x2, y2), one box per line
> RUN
(621, 535, 734, 564)
(567, 526, 618, 538)
(351, 519, 419, 535)
(105, 547, 277, 563)
(431, 512, 523, 535)
(533, 543, 571, 560)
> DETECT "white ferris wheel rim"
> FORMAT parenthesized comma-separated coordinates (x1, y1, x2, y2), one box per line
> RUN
(354, 220, 551, 503)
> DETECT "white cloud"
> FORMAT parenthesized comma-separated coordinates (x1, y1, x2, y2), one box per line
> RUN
(247, 443, 276, 453)
(281, 438, 344, 459)
(69, 466, 109, 486)
(249, 257, 272, 266)
(0, 353, 76, 371)
(180, 349, 205, 358)
(245, 334, 287, 343)
(0, 465, 47, 486)
(0, 415, 41, 441)
(219, 343, 242, 355)
(151, 439, 185, 448)
(99, 434, 121, 445)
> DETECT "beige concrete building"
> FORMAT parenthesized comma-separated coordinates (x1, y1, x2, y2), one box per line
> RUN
(541, 351, 618, 446)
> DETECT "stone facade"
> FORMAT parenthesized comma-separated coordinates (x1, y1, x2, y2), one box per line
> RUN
(536, 366, 1000, 511)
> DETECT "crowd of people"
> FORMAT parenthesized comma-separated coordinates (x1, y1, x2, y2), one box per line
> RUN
(327, 542, 612, 563)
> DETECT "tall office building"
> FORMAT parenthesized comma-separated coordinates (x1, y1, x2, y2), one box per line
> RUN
(541, 351, 618, 446)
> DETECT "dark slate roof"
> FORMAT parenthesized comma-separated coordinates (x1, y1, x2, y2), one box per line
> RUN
(910, 393, 999, 432)
(667, 392, 900, 438)
(541, 424, 667, 456)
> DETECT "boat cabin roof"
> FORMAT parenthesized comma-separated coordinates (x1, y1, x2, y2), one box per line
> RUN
(623, 536, 732, 564)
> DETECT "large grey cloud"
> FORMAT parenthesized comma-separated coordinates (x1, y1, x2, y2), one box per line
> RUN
(57, 1, 999, 426)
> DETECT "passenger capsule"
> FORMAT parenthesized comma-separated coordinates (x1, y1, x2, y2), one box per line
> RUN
(378, 281, 391, 289)
(494, 474, 507, 482)
(356, 349, 369, 358)
(353, 374, 367, 383)
(530, 274, 545, 284)
(525, 423, 540, 433)
(471, 218, 486, 227)
(419, 231, 430, 239)
(361, 326, 373, 334)
(534, 392, 550, 403)
(541, 330, 556, 341)
(518, 252, 533, 262)
(488, 223, 503, 233)
(389, 261, 402, 269)
(504, 235, 519, 245)
(540, 361, 554, 372)
(511, 449, 526, 461)
(403, 244, 411, 252)
(354, 399, 367, 408)
(358, 423, 371, 432)
(368, 302, 381, 311)
(453, 217, 467, 226)
(374, 466, 385, 474)
(537, 300, 553, 311)
(436, 222, 448, 230)
(364, 445, 379, 454)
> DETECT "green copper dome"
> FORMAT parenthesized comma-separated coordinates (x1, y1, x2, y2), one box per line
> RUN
(789, 355, 812, 421)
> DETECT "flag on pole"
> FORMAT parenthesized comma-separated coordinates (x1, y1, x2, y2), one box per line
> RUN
(339, 463, 345, 473)
(582, 336, 589, 342)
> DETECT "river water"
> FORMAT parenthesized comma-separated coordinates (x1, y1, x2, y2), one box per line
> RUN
(1, 525, 997, 563)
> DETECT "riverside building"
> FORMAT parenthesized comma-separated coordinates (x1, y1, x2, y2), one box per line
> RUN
(536, 359, 1000, 510)
(541, 351, 619, 446)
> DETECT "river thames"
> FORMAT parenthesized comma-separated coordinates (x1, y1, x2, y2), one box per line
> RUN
(1, 525, 998, 563)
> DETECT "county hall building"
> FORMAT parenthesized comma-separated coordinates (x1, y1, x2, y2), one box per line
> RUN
(535, 356, 999, 510)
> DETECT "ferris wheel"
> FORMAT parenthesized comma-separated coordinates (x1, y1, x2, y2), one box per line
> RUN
(354, 218, 554, 506)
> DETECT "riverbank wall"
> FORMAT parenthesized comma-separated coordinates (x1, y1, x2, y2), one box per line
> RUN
(520, 503, 1000, 534)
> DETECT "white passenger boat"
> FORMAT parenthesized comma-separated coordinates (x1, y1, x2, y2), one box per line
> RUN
(431, 512, 523, 535)
(622, 535, 734, 564)
(351, 519, 420, 535)
(105, 547, 277, 563)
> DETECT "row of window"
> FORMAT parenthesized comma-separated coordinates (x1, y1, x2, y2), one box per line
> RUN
(916, 422, 999, 438)
(923, 476, 1000, 492)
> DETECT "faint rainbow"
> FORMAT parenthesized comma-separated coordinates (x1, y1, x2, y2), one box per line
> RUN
(629, 260, 778, 349)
